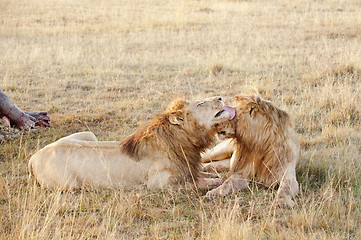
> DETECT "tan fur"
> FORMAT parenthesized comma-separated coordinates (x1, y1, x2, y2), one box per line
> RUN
(29, 97, 235, 190)
(201, 139, 234, 163)
(205, 95, 300, 208)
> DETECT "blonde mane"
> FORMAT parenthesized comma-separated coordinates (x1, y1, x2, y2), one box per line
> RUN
(232, 96, 294, 186)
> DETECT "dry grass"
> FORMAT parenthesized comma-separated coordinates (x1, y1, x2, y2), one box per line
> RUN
(1, 0, 360, 239)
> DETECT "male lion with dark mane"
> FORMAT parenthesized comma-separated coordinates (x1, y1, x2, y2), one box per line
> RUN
(203, 95, 300, 208)
(29, 97, 236, 191)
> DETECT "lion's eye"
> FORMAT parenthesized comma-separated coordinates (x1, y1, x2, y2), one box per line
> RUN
(197, 102, 205, 107)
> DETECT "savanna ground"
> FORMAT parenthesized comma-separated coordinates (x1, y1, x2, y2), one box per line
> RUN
(0, 0, 360, 239)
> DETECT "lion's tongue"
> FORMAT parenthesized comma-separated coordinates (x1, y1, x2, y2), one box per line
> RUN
(223, 105, 236, 120)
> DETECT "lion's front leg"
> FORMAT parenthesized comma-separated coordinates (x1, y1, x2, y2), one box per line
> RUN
(275, 178, 299, 208)
(206, 173, 249, 199)
(185, 177, 223, 190)
(274, 163, 299, 208)
(146, 170, 172, 189)
(197, 177, 223, 189)
(202, 159, 230, 173)
(201, 139, 234, 163)
(199, 171, 219, 178)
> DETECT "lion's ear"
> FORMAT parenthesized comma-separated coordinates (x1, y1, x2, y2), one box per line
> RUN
(248, 102, 258, 117)
(232, 95, 241, 102)
(169, 113, 184, 125)
(232, 95, 252, 104)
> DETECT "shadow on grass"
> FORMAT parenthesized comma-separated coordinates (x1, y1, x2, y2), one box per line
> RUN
(297, 158, 361, 195)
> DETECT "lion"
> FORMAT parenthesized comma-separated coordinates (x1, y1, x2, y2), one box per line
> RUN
(203, 95, 300, 208)
(29, 97, 236, 191)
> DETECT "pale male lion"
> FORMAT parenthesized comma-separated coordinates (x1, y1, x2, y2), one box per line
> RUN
(202, 95, 300, 208)
(29, 97, 236, 191)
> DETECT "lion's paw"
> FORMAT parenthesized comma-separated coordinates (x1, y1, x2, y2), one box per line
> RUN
(275, 197, 295, 208)
(203, 163, 229, 173)
(206, 188, 223, 199)
(202, 164, 215, 172)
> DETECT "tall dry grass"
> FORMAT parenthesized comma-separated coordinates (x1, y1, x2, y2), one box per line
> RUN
(1, 0, 360, 239)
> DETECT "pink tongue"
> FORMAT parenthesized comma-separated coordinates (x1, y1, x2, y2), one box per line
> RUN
(223, 106, 235, 120)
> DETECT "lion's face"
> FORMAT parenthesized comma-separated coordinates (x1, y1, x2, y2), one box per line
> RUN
(214, 120, 236, 140)
(166, 97, 235, 133)
(214, 95, 290, 141)
(187, 96, 235, 130)
(213, 96, 263, 140)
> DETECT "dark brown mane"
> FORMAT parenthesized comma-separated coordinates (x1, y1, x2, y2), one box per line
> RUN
(120, 100, 216, 183)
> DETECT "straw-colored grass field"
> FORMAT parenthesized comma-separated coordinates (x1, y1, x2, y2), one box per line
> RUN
(1, 0, 360, 239)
